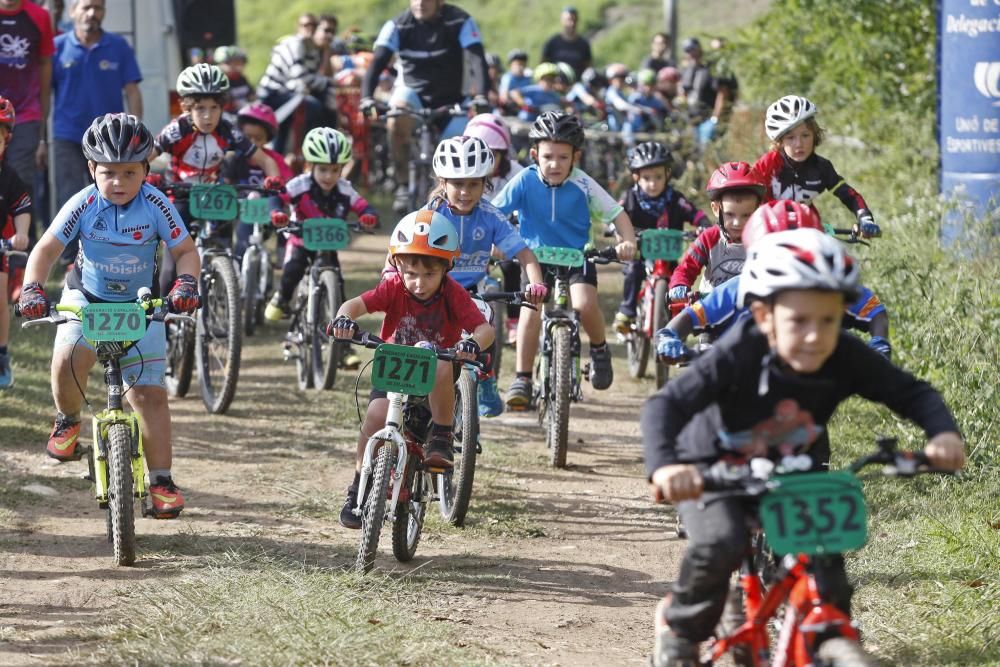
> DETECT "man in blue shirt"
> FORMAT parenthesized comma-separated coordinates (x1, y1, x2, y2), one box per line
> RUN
(51, 0, 142, 264)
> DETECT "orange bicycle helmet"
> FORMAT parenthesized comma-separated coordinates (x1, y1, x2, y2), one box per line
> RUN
(388, 210, 461, 268)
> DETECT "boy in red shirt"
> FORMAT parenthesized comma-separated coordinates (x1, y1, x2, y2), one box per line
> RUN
(328, 210, 494, 528)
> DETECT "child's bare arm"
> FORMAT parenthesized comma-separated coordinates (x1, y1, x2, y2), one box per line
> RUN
(250, 149, 281, 178)
(335, 296, 369, 321)
(10, 212, 30, 250)
(470, 321, 495, 351)
(611, 210, 636, 260)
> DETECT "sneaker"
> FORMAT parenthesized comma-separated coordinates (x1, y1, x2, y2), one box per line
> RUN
(149, 476, 185, 519)
(477, 376, 504, 418)
(589, 345, 614, 390)
(651, 630, 699, 667)
(340, 483, 362, 529)
(505, 317, 519, 346)
(505, 376, 533, 410)
(0, 352, 12, 389)
(341, 352, 362, 370)
(46, 416, 82, 462)
(264, 293, 289, 321)
(613, 312, 634, 335)
(422, 433, 454, 469)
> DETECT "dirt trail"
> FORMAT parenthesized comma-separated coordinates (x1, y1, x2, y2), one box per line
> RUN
(0, 231, 685, 665)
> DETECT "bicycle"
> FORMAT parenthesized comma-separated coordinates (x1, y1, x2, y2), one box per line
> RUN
(20, 288, 194, 566)
(529, 245, 621, 468)
(656, 435, 951, 667)
(342, 331, 484, 572)
(279, 218, 369, 391)
(235, 190, 280, 337)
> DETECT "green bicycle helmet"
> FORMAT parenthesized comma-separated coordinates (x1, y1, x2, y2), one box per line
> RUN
(213, 45, 247, 64)
(302, 127, 352, 164)
(533, 62, 560, 82)
(176, 63, 230, 97)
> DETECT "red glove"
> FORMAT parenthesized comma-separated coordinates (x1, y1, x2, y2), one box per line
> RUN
(167, 274, 200, 313)
(17, 281, 49, 320)
(262, 176, 284, 192)
(270, 211, 289, 228)
(359, 213, 378, 229)
(145, 173, 164, 189)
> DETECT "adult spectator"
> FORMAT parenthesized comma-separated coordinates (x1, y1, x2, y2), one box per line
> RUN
(679, 37, 734, 146)
(540, 6, 591, 80)
(361, 0, 490, 212)
(641, 32, 674, 72)
(51, 0, 142, 265)
(297, 13, 317, 39)
(257, 13, 338, 154)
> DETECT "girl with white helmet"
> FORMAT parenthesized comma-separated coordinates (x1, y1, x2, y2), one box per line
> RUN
(643, 227, 964, 666)
(753, 94, 880, 239)
(412, 135, 547, 417)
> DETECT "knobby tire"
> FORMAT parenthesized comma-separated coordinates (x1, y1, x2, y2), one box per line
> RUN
(627, 288, 650, 379)
(391, 461, 426, 562)
(440, 370, 478, 526)
(548, 326, 572, 468)
(165, 319, 194, 398)
(242, 247, 260, 337)
(653, 280, 670, 389)
(106, 423, 136, 566)
(197, 255, 242, 414)
(311, 270, 341, 390)
(356, 442, 393, 573)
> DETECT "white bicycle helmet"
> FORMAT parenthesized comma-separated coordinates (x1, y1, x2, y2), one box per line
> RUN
(464, 113, 512, 152)
(176, 63, 230, 97)
(764, 95, 818, 141)
(432, 136, 495, 179)
(738, 228, 860, 307)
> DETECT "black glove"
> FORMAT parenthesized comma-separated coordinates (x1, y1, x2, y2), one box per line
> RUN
(359, 97, 377, 117)
(455, 338, 481, 358)
(326, 315, 358, 339)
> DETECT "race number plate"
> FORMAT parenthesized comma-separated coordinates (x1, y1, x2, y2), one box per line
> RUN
(534, 246, 584, 268)
(371, 344, 437, 396)
(302, 218, 350, 251)
(190, 185, 239, 221)
(760, 471, 868, 556)
(80, 303, 147, 342)
(239, 198, 271, 224)
(640, 229, 687, 261)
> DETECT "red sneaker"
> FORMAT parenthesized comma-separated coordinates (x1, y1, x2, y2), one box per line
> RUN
(149, 477, 185, 519)
(46, 416, 82, 462)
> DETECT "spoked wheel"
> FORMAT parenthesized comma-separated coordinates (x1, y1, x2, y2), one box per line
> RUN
(164, 318, 194, 398)
(196, 255, 243, 414)
(105, 423, 136, 566)
(241, 247, 260, 337)
(653, 280, 670, 389)
(310, 270, 342, 390)
(391, 460, 426, 562)
(438, 370, 478, 526)
(289, 285, 313, 391)
(815, 638, 879, 667)
(548, 325, 572, 468)
(626, 295, 650, 379)
(356, 441, 394, 573)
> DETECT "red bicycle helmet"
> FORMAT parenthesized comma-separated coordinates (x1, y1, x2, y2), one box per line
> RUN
(0, 96, 15, 130)
(705, 162, 766, 201)
(741, 199, 822, 249)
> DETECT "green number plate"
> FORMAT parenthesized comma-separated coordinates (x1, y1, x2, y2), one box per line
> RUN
(80, 303, 146, 342)
(371, 344, 437, 396)
(640, 229, 687, 261)
(239, 198, 271, 224)
(823, 223, 836, 236)
(302, 218, 350, 251)
(534, 246, 584, 268)
(760, 471, 868, 556)
(190, 185, 239, 221)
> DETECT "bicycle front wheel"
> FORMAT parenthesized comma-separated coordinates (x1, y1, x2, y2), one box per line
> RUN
(164, 319, 194, 398)
(548, 326, 572, 468)
(439, 369, 478, 526)
(241, 247, 260, 337)
(391, 461, 426, 562)
(356, 442, 394, 573)
(310, 270, 342, 390)
(653, 280, 670, 389)
(106, 423, 136, 566)
(627, 291, 650, 379)
(196, 255, 243, 414)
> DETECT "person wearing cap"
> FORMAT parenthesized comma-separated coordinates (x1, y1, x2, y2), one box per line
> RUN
(499, 49, 532, 112)
(541, 6, 592, 80)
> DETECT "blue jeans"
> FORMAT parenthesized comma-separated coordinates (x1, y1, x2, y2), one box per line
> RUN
(260, 90, 338, 155)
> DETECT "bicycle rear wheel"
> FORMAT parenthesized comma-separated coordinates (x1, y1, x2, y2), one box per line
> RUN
(289, 285, 313, 390)
(627, 292, 650, 379)
(196, 255, 243, 414)
(106, 423, 136, 566)
(310, 270, 342, 390)
(356, 442, 393, 573)
(164, 319, 194, 398)
(653, 280, 669, 388)
(391, 461, 426, 562)
(439, 369, 478, 526)
(548, 326, 572, 468)
(241, 247, 260, 337)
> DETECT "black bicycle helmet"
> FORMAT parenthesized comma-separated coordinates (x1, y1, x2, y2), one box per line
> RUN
(507, 48, 527, 63)
(82, 113, 153, 163)
(528, 110, 585, 150)
(627, 141, 673, 172)
(580, 66, 607, 90)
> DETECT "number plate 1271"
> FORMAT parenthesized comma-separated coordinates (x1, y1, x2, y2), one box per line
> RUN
(371, 344, 437, 396)
(759, 471, 868, 556)
(80, 302, 147, 342)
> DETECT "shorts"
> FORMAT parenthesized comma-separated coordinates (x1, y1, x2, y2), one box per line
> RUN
(368, 360, 462, 402)
(521, 259, 599, 295)
(388, 85, 469, 138)
(53, 289, 167, 388)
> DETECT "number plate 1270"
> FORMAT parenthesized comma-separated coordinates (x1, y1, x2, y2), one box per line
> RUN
(80, 302, 147, 342)
(759, 471, 868, 556)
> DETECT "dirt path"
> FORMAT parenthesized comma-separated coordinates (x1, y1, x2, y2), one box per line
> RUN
(0, 232, 685, 665)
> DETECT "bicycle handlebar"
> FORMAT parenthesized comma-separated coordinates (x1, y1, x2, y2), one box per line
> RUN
(477, 291, 538, 311)
(827, 226, 872, 247)
(0, 238, 28, 259)
(19, 289, 195, 330)
(342, 331, 487, 371)
(584, 245, 622, 265)
(157, 182, 286, 197)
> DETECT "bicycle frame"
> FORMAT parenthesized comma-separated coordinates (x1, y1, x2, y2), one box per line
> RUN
(537, 271, 583, 405)
(354, 391, 412, 524)
(638, 259, 672, 338)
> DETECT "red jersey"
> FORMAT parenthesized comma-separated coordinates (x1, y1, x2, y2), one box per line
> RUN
(0, 2, 55, 124)
(361, 273, 486, 347)
(154, 114, 257, 183)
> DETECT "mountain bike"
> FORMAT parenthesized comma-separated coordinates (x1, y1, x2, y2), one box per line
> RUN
(20, 289, 194, 566)
(279, 219, 370, 391)
(530, 245, 621, 468)
(655, 436, 951, 667)
(235, 190, 280, 337)
(342, 331, 485, 572)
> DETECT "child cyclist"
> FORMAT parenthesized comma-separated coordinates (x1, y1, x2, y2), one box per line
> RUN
(328, 210, 494, 528)
(642, 227, 964, 666)
(423, 135, 546, 417)
(657, 200, 892, 362)
(754, 95, 879, 238)
(613, 141, 707, 335)
(17, 114, 201, 518)
(493, 110, 637, 408)
(667, 162, 765, 300)
(0, 97, 32, 389)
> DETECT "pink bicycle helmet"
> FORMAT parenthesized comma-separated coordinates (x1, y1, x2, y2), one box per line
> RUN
(464, 113, 512, 152)
(237, 102, 278, 139)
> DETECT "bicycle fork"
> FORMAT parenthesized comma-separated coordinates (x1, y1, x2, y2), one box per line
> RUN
(89, 360, 147, 509)
(355, 393, 409, 523)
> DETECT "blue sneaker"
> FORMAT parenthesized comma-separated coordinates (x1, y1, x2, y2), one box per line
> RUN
(477, 376, 504, 417)
(0, 353, 12, 389)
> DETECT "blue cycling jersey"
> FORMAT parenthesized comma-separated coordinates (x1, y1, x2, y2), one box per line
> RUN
(49, 184, 189, 301)
(424, 198, 527, 289)
(492, 165, 622, 252)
